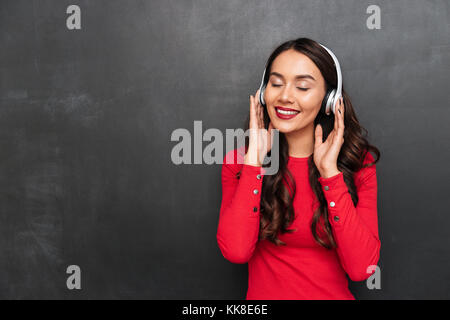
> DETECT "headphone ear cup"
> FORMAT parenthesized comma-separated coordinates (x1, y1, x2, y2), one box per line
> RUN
(321, 89, 333, 115)
(258, 67, 268, 108)
(259, 85, 266, 107)
(327, 90, 337, 115)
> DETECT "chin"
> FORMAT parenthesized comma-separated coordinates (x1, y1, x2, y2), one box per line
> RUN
(271, 121, 301, 134)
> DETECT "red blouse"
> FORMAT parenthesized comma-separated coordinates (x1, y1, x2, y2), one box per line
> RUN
(216, 147, 380, 300)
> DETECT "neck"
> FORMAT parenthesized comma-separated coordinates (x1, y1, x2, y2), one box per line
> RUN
(285, 122, 315, 158)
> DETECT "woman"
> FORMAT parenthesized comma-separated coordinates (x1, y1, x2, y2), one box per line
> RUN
(216, 38, 381, 300)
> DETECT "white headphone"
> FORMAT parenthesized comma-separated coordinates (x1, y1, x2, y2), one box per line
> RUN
(258, 43, 342, 116)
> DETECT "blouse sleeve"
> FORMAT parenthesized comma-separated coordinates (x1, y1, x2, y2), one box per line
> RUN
(317, 152, 381, 281)
(216, 149, 266, 264)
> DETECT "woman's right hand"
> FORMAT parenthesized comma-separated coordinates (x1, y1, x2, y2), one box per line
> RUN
(244, 89, 274, 167)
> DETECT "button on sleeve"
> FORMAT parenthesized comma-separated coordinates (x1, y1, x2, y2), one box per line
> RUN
(315, 152, 381, 282)
(217, 153, 266, 264)
(236, 164, 265, 216)
(318, 172, 347, 225)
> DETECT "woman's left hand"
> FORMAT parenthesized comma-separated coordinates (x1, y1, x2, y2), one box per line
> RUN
(313, 97, 345, 179)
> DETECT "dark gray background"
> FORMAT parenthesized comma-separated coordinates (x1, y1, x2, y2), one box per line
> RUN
(0, 0, 449, 299)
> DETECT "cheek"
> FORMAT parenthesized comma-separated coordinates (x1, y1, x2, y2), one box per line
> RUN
(301, 91, 324, 109)
(265, 87, 323, 106)
(264, 87, 276, 102)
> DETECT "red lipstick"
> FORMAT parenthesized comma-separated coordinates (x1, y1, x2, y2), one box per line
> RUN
(275, 106, 300, 120)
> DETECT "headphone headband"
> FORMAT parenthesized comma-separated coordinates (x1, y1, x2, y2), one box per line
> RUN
(319, 43, 342, 111)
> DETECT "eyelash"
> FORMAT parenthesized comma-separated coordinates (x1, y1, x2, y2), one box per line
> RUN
(271, 84, 308, 91)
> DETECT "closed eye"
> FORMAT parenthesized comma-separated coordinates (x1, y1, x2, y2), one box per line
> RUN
(271, 84, 308, 91)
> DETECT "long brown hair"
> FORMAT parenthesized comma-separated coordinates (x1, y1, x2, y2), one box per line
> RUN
(238, 38, 380, 249)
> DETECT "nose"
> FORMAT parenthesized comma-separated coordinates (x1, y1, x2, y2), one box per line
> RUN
(278, 84, 295, 104)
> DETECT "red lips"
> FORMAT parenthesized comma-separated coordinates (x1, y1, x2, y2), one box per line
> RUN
(275, 106, 301, 120)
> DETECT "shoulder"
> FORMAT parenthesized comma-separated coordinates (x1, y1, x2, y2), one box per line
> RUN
(222, 146, 246, 176)
(354, 150, 377, 186)
(362, 150, 375, 166)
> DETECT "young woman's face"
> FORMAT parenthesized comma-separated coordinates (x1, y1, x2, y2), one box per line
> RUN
(264, 49, 327, 133)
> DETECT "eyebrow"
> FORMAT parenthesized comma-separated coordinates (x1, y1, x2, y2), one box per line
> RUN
(269, 71, 316, 81)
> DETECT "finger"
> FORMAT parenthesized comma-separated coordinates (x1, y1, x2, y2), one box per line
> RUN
(339, 97, 345, 117)
(254, 96, 259, 123)
(334, 99, 339, 132)
(258, 97, 266, 129)
(249, 95, 256, 129)
(325, 129, 335, 145)
(259, 106, 265, 129)
(314, 124, 323, 148)
(256, 98, 263, 129)
(340, 97, 345, 114)
(267, 121, 274, 151)
(337, 98, 345, 141)
(255, 89, 260, 109)
(330, 127, 344, 154)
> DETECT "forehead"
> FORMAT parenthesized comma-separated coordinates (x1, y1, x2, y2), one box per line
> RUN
(270, 49, 323, 81)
